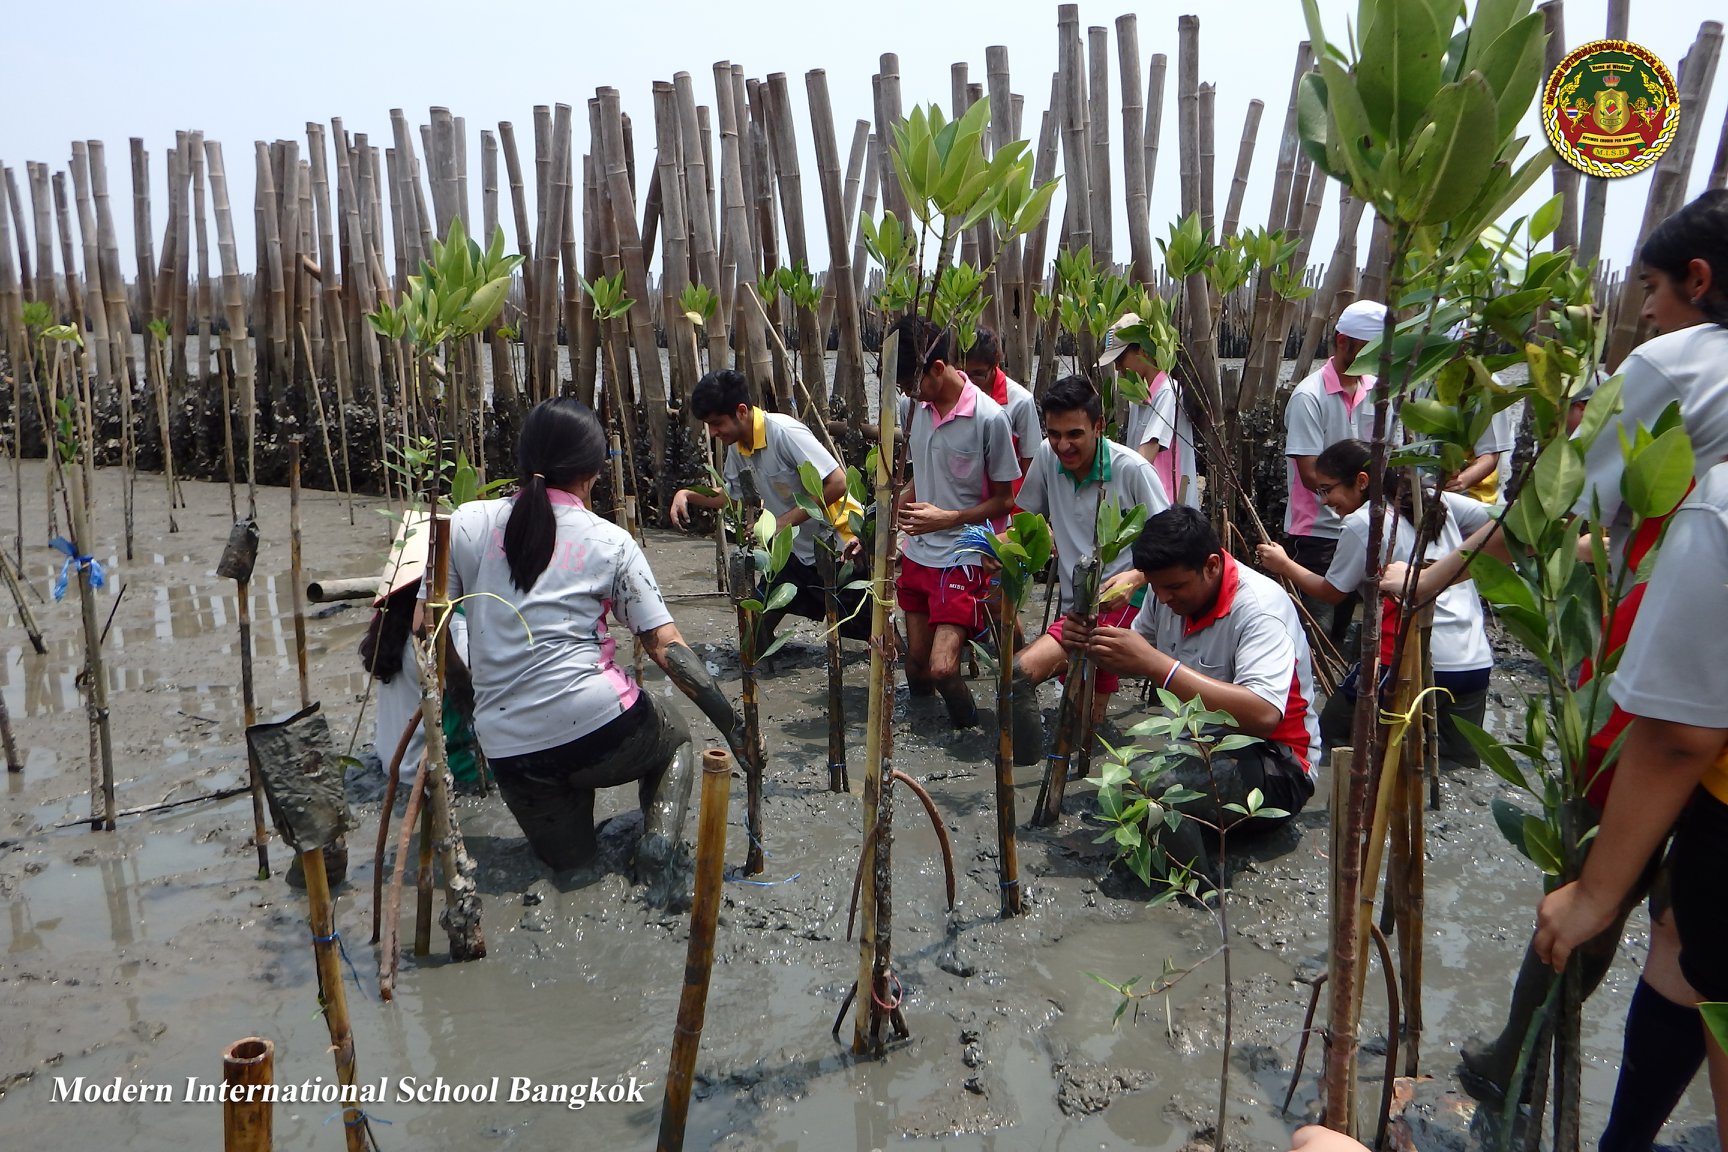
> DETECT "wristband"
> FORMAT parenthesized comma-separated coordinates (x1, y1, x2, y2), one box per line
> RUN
(1161, 661, 1182, 691)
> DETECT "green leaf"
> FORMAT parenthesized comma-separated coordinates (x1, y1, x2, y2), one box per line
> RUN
(1473, 12, 1546, 139)
(764, 582, 797, 613)
(1492, 795, 1532, 857)
(1466, 551, 1538, 615)
(1523, 815, 1564, 876)
(1622, 424, 1694, 519)
(768, 526, 794, 574)
(1454, 717, 1528, 791)
(1700, 1003, 1728, 1053)
(1358, 0, 1445, 145)
(1531, 439, 1586, 521)
(758, 632, 792, 661)
(1412, 73, 1499, 226)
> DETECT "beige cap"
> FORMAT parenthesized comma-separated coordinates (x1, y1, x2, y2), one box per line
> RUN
(1098, 312, 1143, 366)
(374, 511, 430, 606)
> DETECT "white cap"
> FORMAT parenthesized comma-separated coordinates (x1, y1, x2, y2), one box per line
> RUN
(1098, 312, 1142, 366)
(374, 511, 430, 605)
(1336, 300, 1388, 340)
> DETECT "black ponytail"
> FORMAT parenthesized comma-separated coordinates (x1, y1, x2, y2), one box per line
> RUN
(503, 398, 606, 592)
(359, 580, 420, 682)
(1641, 189, 1728, 329)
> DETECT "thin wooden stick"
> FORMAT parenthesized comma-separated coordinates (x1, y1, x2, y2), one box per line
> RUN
(656, 748, 734, 1152)
(299, 846, 371, 1152)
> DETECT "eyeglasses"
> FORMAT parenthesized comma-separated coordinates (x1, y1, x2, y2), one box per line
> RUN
(1314, 482, 1340, 497)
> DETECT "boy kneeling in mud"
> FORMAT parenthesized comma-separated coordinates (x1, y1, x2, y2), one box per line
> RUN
(1061, 507, 1319, 886)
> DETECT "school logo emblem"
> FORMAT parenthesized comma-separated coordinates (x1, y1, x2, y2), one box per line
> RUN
(1544, 39, 1679, 178)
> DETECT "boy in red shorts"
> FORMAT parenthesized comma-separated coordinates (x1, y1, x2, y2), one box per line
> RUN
(891, 315, 1021, 727)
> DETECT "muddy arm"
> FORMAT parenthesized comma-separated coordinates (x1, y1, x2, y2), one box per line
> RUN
(642, 623, 748, 761)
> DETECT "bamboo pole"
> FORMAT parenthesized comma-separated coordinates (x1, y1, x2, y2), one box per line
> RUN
(206, 142, 257, 517)
(807, 70, 866, 418)
(170, 133, 194, 397)
(849, 131, 880, 334)
(985, 46, 1027, 377)
(288, 438, 311, 710)
(27, 163, 54, 316)
(298, 845, 370, 1152)
(1293, 190, 1365, 381)
(766, 72, 828, 415)
(729, 473, 767, 876)
(854, 327, 899, 1056)
(0, 170, 22, 414)
(221, 1037, 274, 1152)
(1145, 52, 1168, 208)
(191, 133, 212, 402)
(1176, 16, 1221, 421)
(0, 678, 18, 773)
(1539, 2, 1581, 253)
(873, 54, 910, 225)
(308, 123, 355, 518)
(218, 520, 270, 877)
(1034, 558, 1097, 827)
(653, 81, 699, 413)
(1199, 83, 1217, 238)
(1116, 18, 1155, 285)
(655, 747, 733, 1152)
(0, 551, 43, 655)
(66, 464, 115, 832)
(1577, 0, 1630, 265)
(3, 167, 31, 306)
(1087, 25, 1112, 267)
(994, 579, 1023, 916)
(716, 67, 774, 402)
(1221, 99, 1264, 239)
(1245, 41, 1313, 404)
(1057, 6, 1093, 256)
(674, 73, 728, 376)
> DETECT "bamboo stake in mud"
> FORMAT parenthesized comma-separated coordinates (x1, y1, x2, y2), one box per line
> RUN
(221, 1037, 274, 1152)
(818, 535, 848, 794)
(65, 464, 116, 831)
(994, 578, 1023, 916)
(0, 550, 46, 655)
(288, 438, 311, 710)
(219, 520, 270, 877)
(0, 655, 21, 772)
(854, 328, 900, 1056)
(655, 748, 734, 1152)
(298, 844, 371, 1152)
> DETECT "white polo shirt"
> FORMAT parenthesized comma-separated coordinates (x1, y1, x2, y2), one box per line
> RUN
(1016, 438, 1169, 612)
(1285, 359, 1377, 538)
(1131, 555, 1321, 772)
(1611, 460, 1728, 805)
(449, 492, 674, 758)
(1325, 492, 1494, 673)
(1576, 324, 1728, 572)
(1124, 371, 1201, 508)
(902, 381, 1022, 568)
(721, 409, 840, 566)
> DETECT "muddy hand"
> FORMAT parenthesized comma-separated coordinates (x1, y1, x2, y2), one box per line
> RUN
(662, 642, 749, 761)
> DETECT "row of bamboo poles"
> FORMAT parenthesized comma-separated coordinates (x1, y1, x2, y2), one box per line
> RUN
(1, 4, 1694, 530)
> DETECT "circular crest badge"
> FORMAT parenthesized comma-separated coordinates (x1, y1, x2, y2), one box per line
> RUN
(1544, 39, 1679, 178)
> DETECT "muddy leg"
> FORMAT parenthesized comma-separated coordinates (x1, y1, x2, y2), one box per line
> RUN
(929, 624, 976, 728)
(494, 771, 600, 872)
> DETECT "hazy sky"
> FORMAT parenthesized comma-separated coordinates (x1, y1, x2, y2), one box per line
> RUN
(3, 0, 1721, 290)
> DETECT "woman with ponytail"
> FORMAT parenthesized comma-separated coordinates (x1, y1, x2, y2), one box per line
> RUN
(449, 398, 746, 900)
(1256, 437, 1495, 768)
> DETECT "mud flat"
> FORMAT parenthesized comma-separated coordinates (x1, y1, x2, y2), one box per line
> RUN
(0, 460, 1716, 1150)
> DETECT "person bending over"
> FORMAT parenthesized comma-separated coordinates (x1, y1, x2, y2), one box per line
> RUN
(671, 369, 868, 641)
(1064, 506, 1319, 885)
(1008, 374, 1168, 764)
(450, 398, 746, 900)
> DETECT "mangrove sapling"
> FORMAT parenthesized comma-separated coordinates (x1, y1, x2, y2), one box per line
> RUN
(964, 512, 1054, 916)
(1295, 0, 1557, 1128)
(792, 459, 871, 794)
(1087, 691, 1289, 1152)
(579, 270, 645, 536)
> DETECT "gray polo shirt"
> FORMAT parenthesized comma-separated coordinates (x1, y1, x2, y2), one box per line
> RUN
(1003, 378, 1040, 459)
(1284, 360, 1377, 538)
(722, 410, 840, 565)
(902, 381, 1021, 568)
(1016, 438, 1169, 612)
(449, 494, 674, 759)
(1131, 555, 1321, 771)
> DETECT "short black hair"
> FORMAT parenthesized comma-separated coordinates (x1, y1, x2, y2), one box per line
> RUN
(1132, 506, 1220, 574)
(690, 369, 751, 419)
(964, 327, 1002, 367)
(888, 313, 956, 391)
(1040, 374, 1102, 423)
(1642, 189, 1728, 329)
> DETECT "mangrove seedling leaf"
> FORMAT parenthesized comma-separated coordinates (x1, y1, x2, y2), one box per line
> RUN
(1491, 795, 1532, 857)
(1622, 424, 1695, 520)
(764, 583, 798, 613)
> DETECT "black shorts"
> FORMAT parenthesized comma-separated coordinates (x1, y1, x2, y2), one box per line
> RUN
(1670, 789, 1728, 1002)
(776, 553, 872, 641)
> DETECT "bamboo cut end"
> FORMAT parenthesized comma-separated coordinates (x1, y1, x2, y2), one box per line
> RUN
(702, 749, 732, 774)
(223, 1036, 274, 1068)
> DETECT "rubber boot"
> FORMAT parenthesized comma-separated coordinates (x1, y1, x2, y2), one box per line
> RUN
(937, 675, 978, 728)
(1010, 671, 1045, 766)
(1459, 929, 1618, 1102)
(636, 740, 695, 910)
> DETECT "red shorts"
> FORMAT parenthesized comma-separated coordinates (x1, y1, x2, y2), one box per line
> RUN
(1047, 598, 1141, 694)
(897, 556, 991, 632)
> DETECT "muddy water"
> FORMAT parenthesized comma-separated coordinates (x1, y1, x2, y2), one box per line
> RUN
(0, 460, 1716, 1150)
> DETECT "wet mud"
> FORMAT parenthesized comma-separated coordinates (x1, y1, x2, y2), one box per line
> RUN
(0, 460, 1717, 1150)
